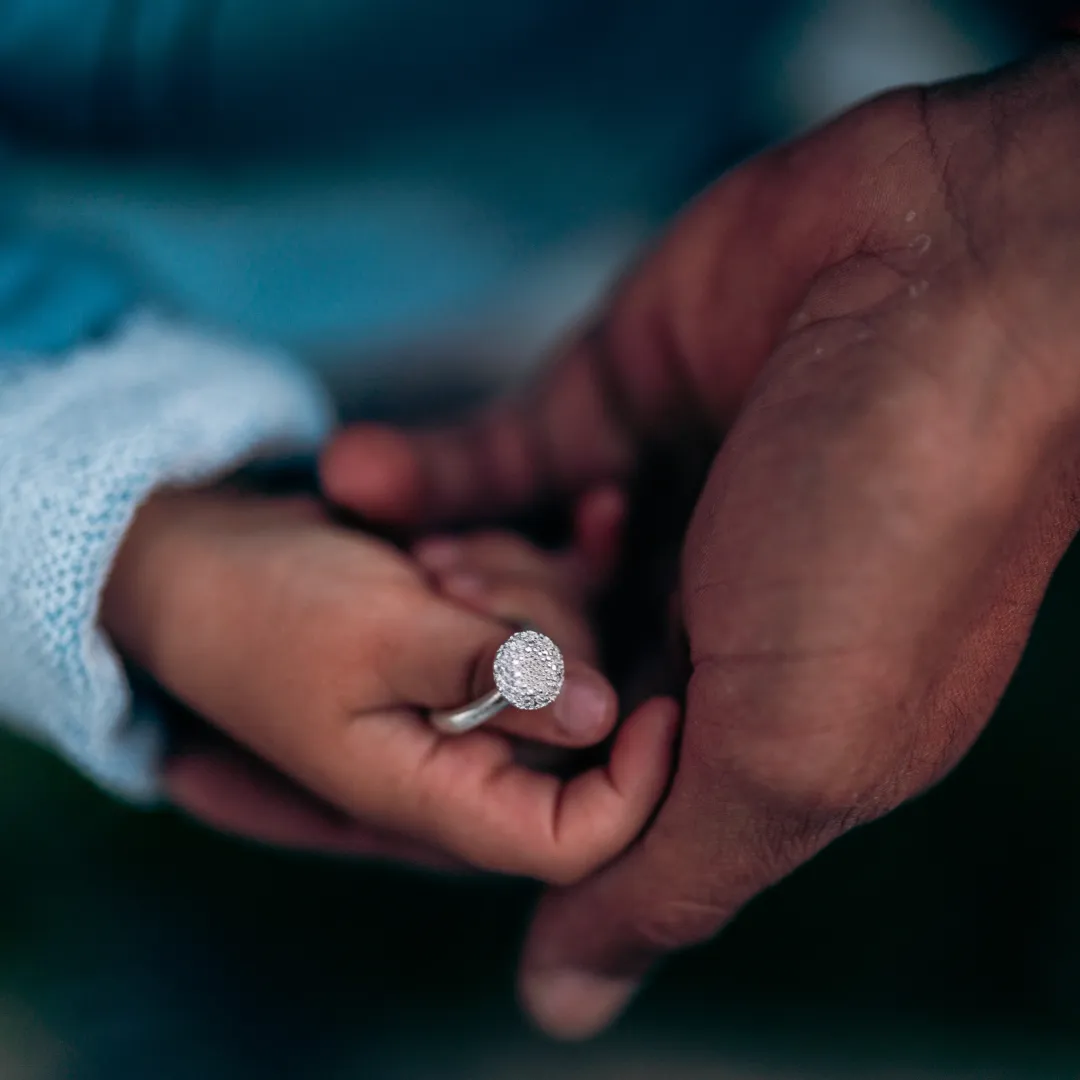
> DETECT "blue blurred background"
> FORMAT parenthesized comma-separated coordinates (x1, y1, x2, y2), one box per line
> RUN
(4, 1, 1080, 1076)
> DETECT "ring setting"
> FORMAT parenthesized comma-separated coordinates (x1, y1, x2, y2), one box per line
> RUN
(494, 629, 565, 711)
(430, 629, 565, 735)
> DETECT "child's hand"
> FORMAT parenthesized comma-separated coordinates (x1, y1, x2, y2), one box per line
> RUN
(102, 489, 676, 883)
(410, 484, 628, 663)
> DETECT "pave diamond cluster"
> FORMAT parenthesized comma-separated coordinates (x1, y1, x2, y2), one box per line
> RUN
(493, 630, 564, 710)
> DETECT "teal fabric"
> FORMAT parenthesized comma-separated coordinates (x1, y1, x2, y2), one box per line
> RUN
(0, 0, 787, 353)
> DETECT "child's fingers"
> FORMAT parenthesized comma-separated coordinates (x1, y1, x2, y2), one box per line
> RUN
(437, 572, 596, 663)
(414, 492, 626, 605)
(412, 485, 625, 671)
(421, 564, 618, 747)
(414, 530, 598, 661)
(315, 696, 680, 883)
(487, 656, 617, 747)
(164, 748, 462, 869)
(415, 532, 575, 599)
(382, 596, 617, 748)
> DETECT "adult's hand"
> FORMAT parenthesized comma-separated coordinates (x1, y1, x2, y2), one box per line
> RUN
(322, 44, 1080, 1036)
(106, 489, 676, 882)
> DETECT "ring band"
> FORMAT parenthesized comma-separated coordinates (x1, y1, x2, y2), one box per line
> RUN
(430, 629, 565, 735)
(430, 688, 511, 735)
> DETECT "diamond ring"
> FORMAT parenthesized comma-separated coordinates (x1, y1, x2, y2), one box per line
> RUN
(430, 629, 565, 735)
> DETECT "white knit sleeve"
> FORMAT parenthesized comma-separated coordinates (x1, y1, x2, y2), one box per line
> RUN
(0, 310, 334, 800)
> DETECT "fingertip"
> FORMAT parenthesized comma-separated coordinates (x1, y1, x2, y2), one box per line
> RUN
(574, 485, 628, 587)
(552, 661, 618, 745)
(609, 696, 681, 797)
(578, 485, 627, 532)
(320, 425, 425, 521)
(485, 660, 616, 748)
(519, 966, 638, 1041)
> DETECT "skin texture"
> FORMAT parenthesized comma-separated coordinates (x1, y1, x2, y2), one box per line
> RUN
(321, 43, 1080, 1037)
(102, 488, 678, 884)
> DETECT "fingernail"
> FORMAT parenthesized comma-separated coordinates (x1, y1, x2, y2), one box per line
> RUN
(441, 571, 486, 599)
(553, 671, 610, 740)
(414, 537, 462, 571)
(522, 968, 638, 1041)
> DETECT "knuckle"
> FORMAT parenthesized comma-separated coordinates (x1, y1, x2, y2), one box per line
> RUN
(632, 896, 726, 953)
(461, 530, 537, 562)
(737, 731, 885, 828)
(687, 665, 905, 837)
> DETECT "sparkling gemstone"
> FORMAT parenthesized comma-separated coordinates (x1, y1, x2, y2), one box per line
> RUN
(493, 630, 564, 710)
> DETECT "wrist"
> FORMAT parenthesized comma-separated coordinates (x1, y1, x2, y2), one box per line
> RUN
(100, 488, 214, 675)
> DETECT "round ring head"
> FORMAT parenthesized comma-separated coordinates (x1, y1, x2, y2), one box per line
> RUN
(493, 630, 564, 710)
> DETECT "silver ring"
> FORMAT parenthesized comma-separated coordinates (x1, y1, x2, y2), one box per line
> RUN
(430, 629, 565, 735)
